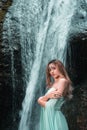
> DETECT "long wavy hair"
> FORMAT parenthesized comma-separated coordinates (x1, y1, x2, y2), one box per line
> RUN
(46, 59, 73, 99)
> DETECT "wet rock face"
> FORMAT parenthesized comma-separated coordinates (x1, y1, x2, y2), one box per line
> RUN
(65, 34, 87, 130)
(0, 44, 24, 130)
(67, 34, 87, 84)
(65, 2, 87, 129)
(66, 0, 87, 83)
(0, 1, 23, 130)
(0, 0, 8, 10)
(0, 0, 12, 42)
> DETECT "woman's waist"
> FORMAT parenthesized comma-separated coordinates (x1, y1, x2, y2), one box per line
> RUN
(47, 97, 65, 107)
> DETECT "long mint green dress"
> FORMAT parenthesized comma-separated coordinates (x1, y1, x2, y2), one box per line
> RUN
(39, 87, 69, 130)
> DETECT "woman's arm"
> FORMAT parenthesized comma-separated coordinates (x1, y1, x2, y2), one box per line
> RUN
(37, 79, 68, 107)
(37, 95, 49, 107)
(53, 78, 68, 98)
(37, 89, 62, 107)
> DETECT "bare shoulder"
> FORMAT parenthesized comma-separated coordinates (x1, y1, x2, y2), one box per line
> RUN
(57, 78, 69, 91)
(59, 78, 68, 83)
(58, 78, 69, 87)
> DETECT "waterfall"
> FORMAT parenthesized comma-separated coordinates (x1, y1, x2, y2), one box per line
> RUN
(18, 1, 76, 130)
(2, 0, 77, 130)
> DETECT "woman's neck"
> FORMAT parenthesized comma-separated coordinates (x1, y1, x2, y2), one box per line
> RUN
(54, 75, 64, 83)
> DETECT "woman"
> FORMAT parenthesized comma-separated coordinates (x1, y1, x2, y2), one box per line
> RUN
(37, 59, 73, 130)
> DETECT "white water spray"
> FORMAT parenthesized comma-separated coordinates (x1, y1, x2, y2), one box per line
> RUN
(18, 0, 76, 130)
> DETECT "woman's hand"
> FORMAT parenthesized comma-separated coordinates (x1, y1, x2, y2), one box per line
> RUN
(48, 78, 69, 99)
(37, 94, 49, 107)
(46, 89, 62, 99)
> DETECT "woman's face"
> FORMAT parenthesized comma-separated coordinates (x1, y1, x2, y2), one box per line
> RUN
(48, 63, 60, 79)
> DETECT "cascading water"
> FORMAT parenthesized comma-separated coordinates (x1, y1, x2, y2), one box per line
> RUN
(2, 0, 77, 130)
(18, 1, 77, 130)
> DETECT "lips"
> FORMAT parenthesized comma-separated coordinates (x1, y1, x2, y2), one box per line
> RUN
(51, 74, 55, 76)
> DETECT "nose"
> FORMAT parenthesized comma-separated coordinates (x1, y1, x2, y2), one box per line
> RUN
(51, 69, 54, 74)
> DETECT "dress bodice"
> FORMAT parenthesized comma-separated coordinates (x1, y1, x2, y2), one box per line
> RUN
(45, 87, 65, 111)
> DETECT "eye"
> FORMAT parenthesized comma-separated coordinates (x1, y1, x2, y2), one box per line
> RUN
(52, 67, 56, 69)
(48, 66, 56, 72)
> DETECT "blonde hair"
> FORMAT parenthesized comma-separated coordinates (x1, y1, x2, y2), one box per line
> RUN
(46, 59, 73, 99)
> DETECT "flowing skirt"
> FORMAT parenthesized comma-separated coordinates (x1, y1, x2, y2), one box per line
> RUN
(39, 102, 69, 130)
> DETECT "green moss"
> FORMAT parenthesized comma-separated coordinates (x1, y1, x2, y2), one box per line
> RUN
(0, 0, 12, 22)
(0, 0, 12, 46)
